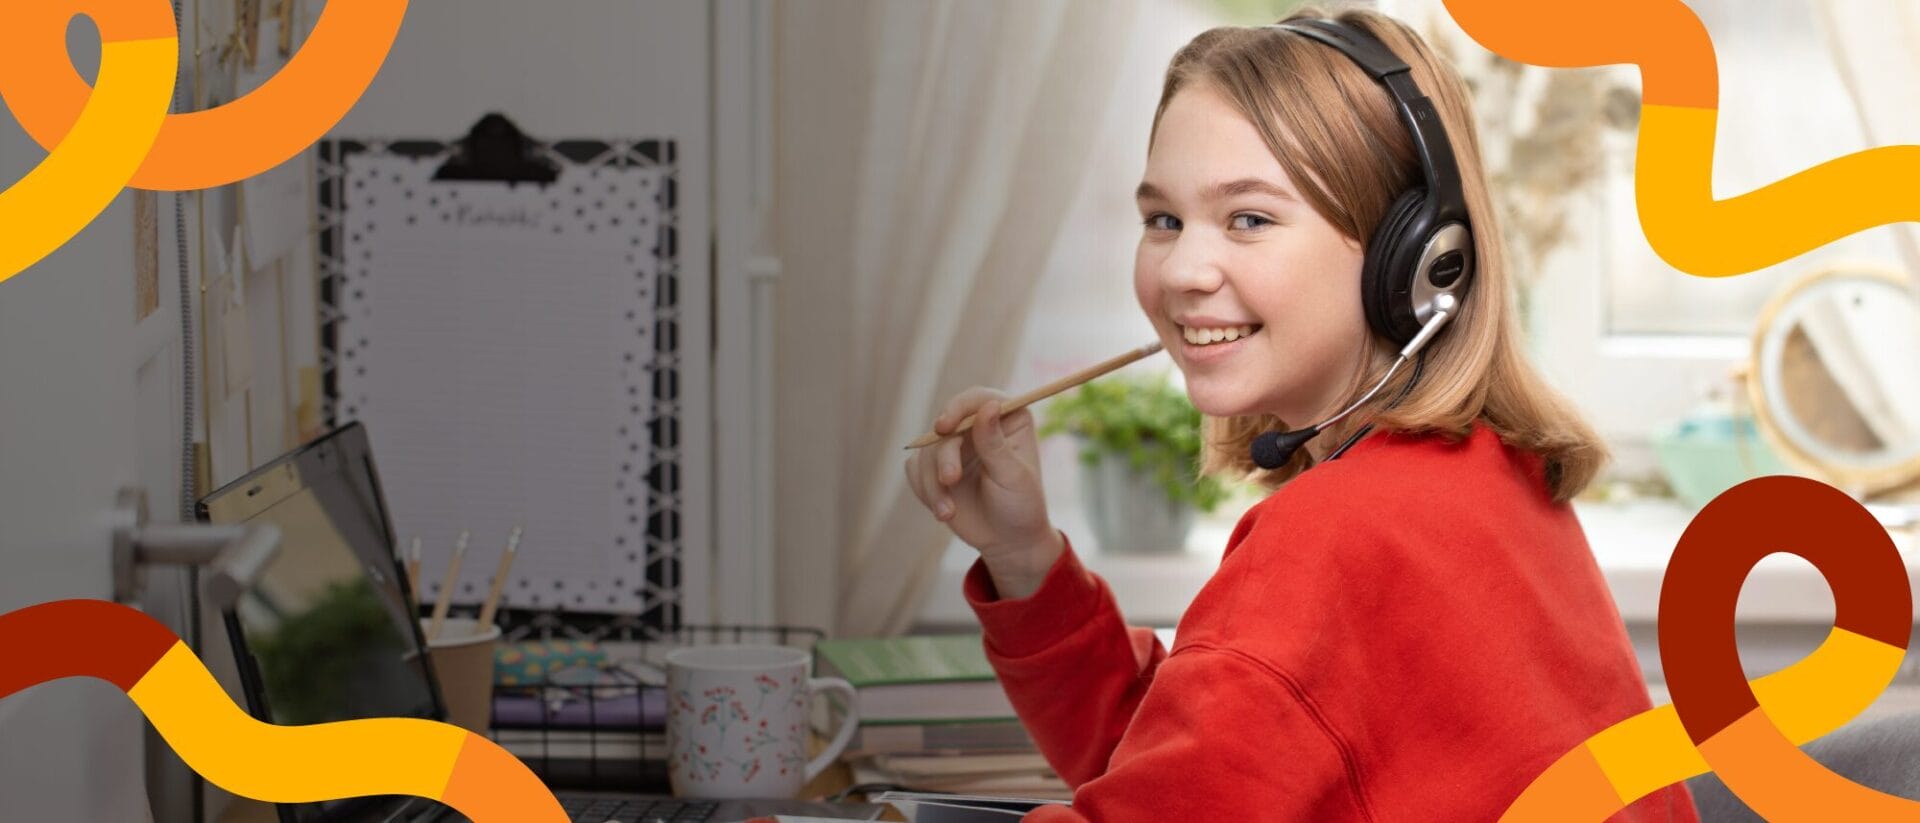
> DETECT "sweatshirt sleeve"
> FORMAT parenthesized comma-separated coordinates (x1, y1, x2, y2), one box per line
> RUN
(965, 532, 1168, 787)
(1021, 646, 1369, 822)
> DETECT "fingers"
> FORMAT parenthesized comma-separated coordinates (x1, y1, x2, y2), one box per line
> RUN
(904, 453, 930, 511)
(936, 428, 972, 487)
(934, 387, 1012, 435)
(996, 405, 1036, 437)
(970, 399, 1027, 485)
(910, 386, 1015, 525)
(913, 448, 953, 521)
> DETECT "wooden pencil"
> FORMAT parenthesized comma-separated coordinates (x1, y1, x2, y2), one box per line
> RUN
(405, 536, 423, 606)
(475, 526, 521, 629)
(426, 529, 469, 642)
(904, 340, 1164, 449)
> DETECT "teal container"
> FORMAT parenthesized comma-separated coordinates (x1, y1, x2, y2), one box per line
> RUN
(1651, 414, 1795, 509)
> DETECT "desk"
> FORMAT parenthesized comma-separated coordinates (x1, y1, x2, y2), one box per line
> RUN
(211, 742, 906, 822)
(804, 754, 907, 822)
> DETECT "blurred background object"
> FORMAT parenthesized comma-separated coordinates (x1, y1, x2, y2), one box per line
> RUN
(1038, 372, 1234, 555)
(1747, 262, 1920, 500)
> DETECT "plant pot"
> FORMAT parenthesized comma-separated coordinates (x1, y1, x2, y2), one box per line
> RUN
(1077, 446, 1196, 555)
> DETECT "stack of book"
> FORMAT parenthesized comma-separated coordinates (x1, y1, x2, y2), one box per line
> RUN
(814, 634, 1070, 800)
(852, 752, 1072, 801)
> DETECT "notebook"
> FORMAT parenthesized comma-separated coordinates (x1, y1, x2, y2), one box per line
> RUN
(813, 636, 1016, 724)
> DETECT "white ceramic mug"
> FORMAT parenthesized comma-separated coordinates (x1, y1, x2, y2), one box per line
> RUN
(664, 645, 859, 799)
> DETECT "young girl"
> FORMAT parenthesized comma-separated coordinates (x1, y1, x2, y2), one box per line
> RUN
(904, 8, 1697, 821)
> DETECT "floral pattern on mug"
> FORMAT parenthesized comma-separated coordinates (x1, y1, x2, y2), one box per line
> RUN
(667, 646, 858, 799)
(677, 742, 723, 783)
(744, 718, 782, 751)
(726, 756, 763, 784)
(697, 685, 751, 738)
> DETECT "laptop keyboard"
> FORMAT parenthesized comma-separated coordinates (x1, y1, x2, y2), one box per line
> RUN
(558, 795, 720, 823)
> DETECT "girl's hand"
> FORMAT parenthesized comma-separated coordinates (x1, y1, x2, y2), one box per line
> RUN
(905, 388, 1063, 597)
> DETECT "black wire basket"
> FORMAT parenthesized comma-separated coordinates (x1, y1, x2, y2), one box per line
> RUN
(481, 608, 826, 793)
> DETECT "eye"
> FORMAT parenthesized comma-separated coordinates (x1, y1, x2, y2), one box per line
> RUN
(1230, 213, 1274, 231)
(1142, 213, 1181, 232)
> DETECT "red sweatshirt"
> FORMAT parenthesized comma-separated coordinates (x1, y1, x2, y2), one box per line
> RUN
(964, 425, 1698, 821)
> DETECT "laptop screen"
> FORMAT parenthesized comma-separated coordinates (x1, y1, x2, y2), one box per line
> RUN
(200, 423, 444, 821)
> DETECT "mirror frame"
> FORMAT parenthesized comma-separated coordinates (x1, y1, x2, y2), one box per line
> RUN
(1747, 261, 1920, 496)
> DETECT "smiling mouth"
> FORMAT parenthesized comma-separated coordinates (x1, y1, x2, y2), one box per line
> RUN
(1180, 324, 1262, 346)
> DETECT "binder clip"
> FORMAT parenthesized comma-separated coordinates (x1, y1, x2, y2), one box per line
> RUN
(433, 113, 560, 186)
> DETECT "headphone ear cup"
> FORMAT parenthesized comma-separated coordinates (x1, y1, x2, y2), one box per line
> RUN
(1362, 189, 1427, 345)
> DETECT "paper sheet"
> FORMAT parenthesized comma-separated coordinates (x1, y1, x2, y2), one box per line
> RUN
(335, 152, 665, 613)
(235, 17, 312, 264)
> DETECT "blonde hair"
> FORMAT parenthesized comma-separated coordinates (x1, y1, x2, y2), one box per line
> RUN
(1152, 7, 1606, 502)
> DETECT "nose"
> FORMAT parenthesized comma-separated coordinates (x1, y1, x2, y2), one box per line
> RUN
(1159, 231, 1227, 294)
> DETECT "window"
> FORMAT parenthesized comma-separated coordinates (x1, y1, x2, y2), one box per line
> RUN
(929, 0, 1276, 595)
(1383, 0, 1920, 459)
(1599, 0, 1906, 338)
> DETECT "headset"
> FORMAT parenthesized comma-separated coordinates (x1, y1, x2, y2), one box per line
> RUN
(1248, 18, 1478, 469)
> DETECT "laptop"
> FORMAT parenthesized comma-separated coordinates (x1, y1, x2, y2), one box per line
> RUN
(199, 422, 883, 822)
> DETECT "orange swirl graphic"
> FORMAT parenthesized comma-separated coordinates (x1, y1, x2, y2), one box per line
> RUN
(0, 1, 404, 281)
(0, 2, 175, 279)
(1443, 0, 1920, 278)
(0, 600, 563, 821)
(1503, 477, 1915, 820)
(0, 0, 406, 191)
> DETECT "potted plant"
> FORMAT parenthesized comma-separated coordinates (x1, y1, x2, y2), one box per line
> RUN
(1039, 372, 1231, 554)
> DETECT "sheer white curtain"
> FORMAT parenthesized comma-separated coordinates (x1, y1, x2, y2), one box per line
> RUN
(1817, 1, 1920, 299)
(773, 0, 1140, 636)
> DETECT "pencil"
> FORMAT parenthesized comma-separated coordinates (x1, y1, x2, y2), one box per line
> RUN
(405, 536, 423, 607)
(426, 529, 469, 642)
(475, 526, 521, 629)
(904, 340, 1165, 449)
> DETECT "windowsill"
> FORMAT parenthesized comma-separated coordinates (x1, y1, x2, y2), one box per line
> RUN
(918, 498, 1920, 628)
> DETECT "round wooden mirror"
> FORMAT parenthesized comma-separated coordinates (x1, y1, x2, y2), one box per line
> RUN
(1748, 262, 1920, 496)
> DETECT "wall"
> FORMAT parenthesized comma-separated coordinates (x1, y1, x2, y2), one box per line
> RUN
(0, 19, 163, 821)
(327, 0, 716, 623)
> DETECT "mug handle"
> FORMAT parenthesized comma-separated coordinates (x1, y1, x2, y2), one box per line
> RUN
(804, 676, 860, 782)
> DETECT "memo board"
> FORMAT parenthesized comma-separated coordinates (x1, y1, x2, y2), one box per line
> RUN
(316, 134, 690, 627)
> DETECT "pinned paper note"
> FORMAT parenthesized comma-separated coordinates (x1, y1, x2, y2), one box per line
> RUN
(134, 191, 159, 322)
(240, 155, 310, 265)
(220, 279, 254, 397)
(216, 227, 254, 397)
(236, 15, 310, 264)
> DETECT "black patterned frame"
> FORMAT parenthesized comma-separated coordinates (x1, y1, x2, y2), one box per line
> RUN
(316, 138, 682, 629)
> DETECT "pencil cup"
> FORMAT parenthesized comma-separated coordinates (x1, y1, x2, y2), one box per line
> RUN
(419, 617, 502, 733)
(665, 645, 860, 799)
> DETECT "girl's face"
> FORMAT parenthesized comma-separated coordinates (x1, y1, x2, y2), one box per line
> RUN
(1134, 83, 1371, 426)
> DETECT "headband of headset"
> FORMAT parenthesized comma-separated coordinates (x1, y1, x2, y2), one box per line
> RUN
(1270, 19, 1468, 228)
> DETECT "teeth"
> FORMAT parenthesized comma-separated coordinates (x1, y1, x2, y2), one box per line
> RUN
(1181, 324, 1259, 345)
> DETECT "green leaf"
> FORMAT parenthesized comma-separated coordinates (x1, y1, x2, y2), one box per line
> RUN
(1039, 371, 1240, 514)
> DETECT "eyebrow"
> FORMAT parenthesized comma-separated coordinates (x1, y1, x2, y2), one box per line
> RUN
(1134, 178, 1298, 204)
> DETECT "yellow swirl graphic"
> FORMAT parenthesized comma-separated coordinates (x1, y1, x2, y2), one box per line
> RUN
(1502, 479, 1916, 820)
(0, 1, 405, 282)
(0, 600, 564, 821)
(1444, 0, 1920, 278)
(0, 30, 173, 277)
